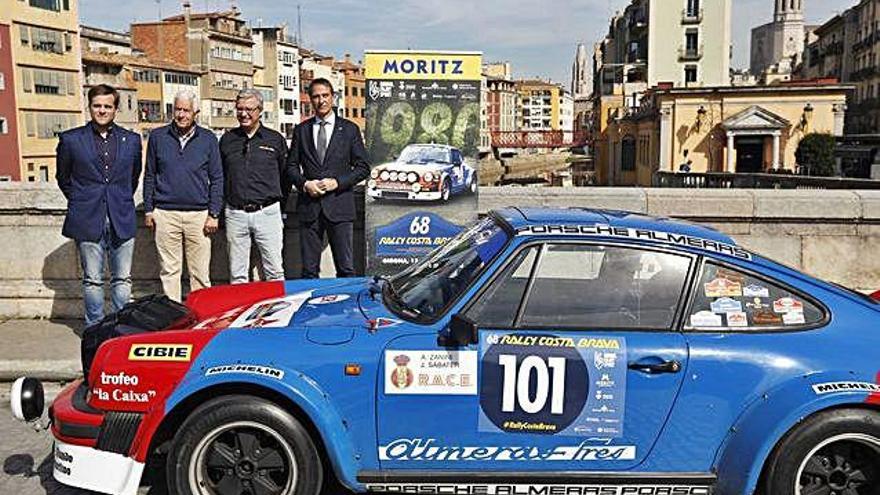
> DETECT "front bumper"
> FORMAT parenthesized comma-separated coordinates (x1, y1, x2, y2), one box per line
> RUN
(367, 187, 442, 201)
(50, 379, 146, 495)
(54, 439, 145, 495)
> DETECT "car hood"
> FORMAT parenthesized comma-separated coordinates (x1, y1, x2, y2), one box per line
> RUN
(192, 278, 374, 332)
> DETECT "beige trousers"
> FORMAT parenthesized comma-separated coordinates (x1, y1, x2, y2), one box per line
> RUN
(153, 208, 211, 301)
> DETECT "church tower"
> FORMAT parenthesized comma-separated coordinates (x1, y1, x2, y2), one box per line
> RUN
(571, 43, 591, 98)
(775, 0, 804, 23)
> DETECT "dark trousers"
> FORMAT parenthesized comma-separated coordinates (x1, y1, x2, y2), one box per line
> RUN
(300, 211, 355, 278)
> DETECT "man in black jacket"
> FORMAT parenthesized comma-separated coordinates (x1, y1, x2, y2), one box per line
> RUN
(287, 78, 370, 278)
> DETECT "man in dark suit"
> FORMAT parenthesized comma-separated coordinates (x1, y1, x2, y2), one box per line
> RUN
(56, 84, 143, 326)
(287, 78, 370, 278)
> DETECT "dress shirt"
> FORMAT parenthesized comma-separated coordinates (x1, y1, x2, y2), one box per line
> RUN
(312, 111, 335, 152)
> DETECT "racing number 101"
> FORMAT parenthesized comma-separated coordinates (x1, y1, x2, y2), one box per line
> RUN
(498, 355, 566, 415)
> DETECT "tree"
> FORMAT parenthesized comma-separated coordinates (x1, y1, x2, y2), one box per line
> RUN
(795, 133, 837, 177)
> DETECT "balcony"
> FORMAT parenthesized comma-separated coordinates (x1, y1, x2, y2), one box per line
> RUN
(681, 8, 703, 24)
(851, 65, 877, 81)
(678, 45, 704, 61)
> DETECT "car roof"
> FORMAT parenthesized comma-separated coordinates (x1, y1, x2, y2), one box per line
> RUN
(497, 207, 736, 245)
(404, 143, 455, 150)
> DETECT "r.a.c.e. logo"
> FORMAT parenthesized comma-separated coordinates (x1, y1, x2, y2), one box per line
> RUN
(128, 344, 192, 362)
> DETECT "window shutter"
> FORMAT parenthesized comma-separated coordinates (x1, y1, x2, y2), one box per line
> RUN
(22, 68, 32, 92)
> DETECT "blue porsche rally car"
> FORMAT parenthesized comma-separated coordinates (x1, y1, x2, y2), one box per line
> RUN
(11, 207, 880, 495)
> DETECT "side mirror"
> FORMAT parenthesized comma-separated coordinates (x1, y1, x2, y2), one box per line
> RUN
(444, 313, 478, 346)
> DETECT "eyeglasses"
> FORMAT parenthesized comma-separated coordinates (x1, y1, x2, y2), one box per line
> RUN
(236, 106, 260, 115)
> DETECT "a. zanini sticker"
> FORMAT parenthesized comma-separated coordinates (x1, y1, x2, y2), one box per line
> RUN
(366, 484, 711, 495)
(205, 364, 285, 380)
(128, 344, 192, 362)
(378, 438, 636, 461)
(813, 382, 880, 395)
(230, 291, 313, 328)
(385, 351, 477, 395)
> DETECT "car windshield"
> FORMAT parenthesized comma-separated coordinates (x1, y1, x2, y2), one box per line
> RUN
(398, 146, 450, 164)
(386, 217, 509, 321)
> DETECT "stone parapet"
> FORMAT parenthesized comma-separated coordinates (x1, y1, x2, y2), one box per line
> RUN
(1, 183, 877, 318)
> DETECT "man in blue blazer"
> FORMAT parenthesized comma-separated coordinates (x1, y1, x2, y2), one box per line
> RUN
(55, 84, 143, 326)
(286, 78, 370, 278)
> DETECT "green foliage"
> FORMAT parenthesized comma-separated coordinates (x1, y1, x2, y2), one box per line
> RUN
(795, 133, 837, 177)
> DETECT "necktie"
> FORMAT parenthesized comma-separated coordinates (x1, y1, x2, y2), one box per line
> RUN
(317, 121, 328, 164)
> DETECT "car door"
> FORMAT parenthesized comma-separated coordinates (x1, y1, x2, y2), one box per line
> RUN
(377, 241, 695, 472)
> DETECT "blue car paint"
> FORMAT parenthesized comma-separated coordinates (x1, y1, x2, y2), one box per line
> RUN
(161, 207, 880, 493)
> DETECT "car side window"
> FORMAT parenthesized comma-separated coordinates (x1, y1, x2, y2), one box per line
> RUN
(465, 246, 539, 328)
(467, 243, 692, 330)
(686, 261, 824, 330)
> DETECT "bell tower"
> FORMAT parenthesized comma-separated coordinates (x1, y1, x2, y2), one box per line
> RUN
(775, 0, 804, 23)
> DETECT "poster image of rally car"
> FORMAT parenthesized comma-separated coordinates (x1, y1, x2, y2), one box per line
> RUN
(10, 207, 880, 495)
(366, 143, 477, 202)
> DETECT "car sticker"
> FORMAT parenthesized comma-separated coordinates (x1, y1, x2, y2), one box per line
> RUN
(477, 331, 626, 438)
(515, 224, 751, 260)
(307, 294, 350, 305)
(726, 311, 748, 327)
(773, 297, 804, 314)
(813, 381, 880, 395)
(746, 297, 768, 310)
(205, 364, 285, 380)
(742, 284, 770, 298)
(752, 309, 783, 325)
(716, 268, 745, 283)
(377, 438, 637, 462)
(783, 312, 806, 325)
(229, 291, 312, 328)
(690, 311, 722, 327)
(704, 278, 742, 297)
(383, 351, 477, 395)
(710, 297, 743, 314)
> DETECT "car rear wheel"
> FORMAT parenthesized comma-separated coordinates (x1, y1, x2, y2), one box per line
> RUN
(167, 395, 323, 495)
(763, 408, 880, 495)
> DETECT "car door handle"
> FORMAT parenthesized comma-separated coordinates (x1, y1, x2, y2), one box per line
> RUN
(628, 359, 682, 374)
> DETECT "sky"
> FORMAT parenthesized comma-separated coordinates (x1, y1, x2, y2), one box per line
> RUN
(79, 0, 846, 88)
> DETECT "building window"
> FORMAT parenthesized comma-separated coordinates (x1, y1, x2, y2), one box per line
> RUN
(621, 136, 637, 171)
(138, 100, 163, 122)
(39, 165, 49, 182)
(685, 65, 698, 83)
(0, 117, 7, 134)
(29, 0, 65, 12)
(685, 30, 699, 53)
(0, 72, 4, 90)
(133, 69, 160, 83)
(686, 0, 700, 15)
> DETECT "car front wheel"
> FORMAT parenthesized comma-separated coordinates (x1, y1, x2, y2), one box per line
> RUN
(763, 408, 880, 495)
(167, 395, 323, 495)
(441, 178, 452, 202)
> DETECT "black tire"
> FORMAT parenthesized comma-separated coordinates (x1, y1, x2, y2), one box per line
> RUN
(763, 408, 880, 495)
(441, 178, 452, 202)
(167, 395, 323, 495)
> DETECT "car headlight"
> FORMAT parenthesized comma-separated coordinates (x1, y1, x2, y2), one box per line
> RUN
(424, 171, 434, 182)
(407, 172, 418, 183)
(398, 173, 408, 182)
(389, 171, 398, 181)
(380, 171, 390, 181)
(412, 183, 421, 193)
(370, 169, 379, 179)
(368, 179, 377, 188)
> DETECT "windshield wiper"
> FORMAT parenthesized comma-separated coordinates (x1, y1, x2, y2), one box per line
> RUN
(378, 276, 423, 318)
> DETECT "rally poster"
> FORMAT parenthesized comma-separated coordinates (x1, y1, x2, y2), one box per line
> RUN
(364, 50, 482, 276)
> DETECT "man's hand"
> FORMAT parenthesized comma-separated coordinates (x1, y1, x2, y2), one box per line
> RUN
(203, 216, 219, 236)
(320, 178, 339, 192)
(304, 180, 325, 198)
(145, 212, 155, 230)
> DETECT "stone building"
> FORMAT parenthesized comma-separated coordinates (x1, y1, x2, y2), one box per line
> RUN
(131, 4, 254, 135)
(750, 0, 818, 84)
(604, 82, 850, 186)
(1, 0, 82, 182)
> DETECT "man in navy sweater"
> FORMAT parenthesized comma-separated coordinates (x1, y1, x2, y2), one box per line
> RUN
(143, 90, 223, 301)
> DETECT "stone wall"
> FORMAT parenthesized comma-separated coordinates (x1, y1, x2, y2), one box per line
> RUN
(1, 183, 878, 318)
